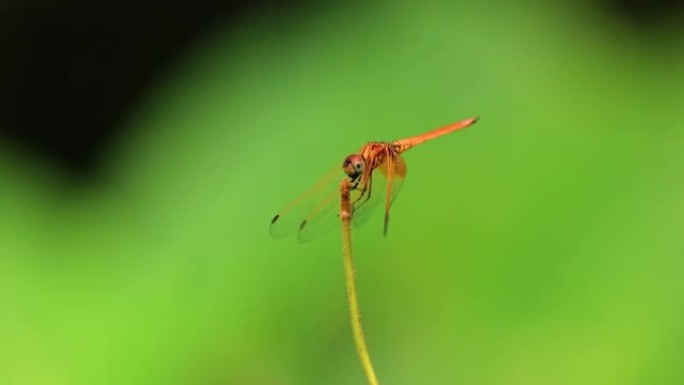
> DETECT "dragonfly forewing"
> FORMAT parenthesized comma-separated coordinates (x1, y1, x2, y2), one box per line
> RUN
(269, 165, 342, 240)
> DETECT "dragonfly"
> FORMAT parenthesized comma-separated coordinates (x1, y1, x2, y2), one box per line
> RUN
(270, 116, 479, 242)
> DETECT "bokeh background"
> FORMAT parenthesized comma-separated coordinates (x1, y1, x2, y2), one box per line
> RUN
(1, 0, 683, 384)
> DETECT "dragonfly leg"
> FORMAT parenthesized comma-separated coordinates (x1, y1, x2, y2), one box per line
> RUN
(383, 149, 394, 236)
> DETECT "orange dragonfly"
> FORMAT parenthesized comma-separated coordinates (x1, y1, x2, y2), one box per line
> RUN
(270, 116, 479, 242)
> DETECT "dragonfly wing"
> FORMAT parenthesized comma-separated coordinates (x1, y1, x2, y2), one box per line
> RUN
(296, 188, 340, 243)
(351, 154, 406, 231)
(269, 165, 342, 241)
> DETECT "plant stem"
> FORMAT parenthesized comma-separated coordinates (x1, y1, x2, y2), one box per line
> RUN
(340, 178, 379, 385)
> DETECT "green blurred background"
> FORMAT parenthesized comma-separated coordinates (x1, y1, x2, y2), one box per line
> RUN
(1, 0, 684, 384)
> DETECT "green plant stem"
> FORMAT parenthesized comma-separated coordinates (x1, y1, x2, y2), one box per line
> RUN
(340, 178, 379, 385)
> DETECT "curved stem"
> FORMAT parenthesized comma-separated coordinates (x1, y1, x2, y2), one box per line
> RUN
(340, 178, 379, 385)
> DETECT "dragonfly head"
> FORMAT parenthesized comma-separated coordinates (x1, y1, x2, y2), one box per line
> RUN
(342, 154, 365, 180)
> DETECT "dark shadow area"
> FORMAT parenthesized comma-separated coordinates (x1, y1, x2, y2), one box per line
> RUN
(603, 0, 684, 30)
(0, 0, 303, 178)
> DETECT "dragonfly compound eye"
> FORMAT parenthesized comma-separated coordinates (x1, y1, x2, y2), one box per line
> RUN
(342, 154, 365, 178)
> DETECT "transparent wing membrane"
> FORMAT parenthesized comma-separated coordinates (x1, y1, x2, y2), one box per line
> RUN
(270, 152, 408, 242)
(269, 165, 341, 240)
(296, 188, 340, 243)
